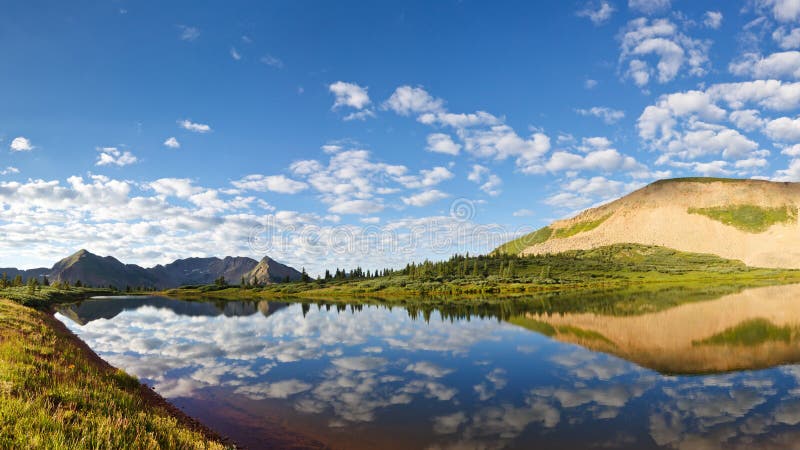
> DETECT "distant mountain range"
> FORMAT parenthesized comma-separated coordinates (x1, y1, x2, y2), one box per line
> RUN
(0, 249, 302, 289)
(497, 178, 800, 268)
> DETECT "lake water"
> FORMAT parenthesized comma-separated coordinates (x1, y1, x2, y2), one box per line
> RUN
(55, 284, 800, 449)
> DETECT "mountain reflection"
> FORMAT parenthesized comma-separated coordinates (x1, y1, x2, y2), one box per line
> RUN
(517, 284, 800, 374)
(54, 285, 800, 449)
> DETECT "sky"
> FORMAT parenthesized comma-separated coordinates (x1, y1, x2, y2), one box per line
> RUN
(2, 0, 800, 274)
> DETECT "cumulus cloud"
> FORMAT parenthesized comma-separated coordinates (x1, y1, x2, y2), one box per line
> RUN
(426, 133, 461, 155)
(401, 190, 449, 207)
(9, 137, 33, 152)
(765, 116, 800, 141)
(755, 0, 800, 22)
(619, 18, 710, 87)
(0, 167, 19, 176)
(628, 0, 670, 15)
(232, 174, 309, 194)
(329, 81, 371, 110)
(577, 1, 615, 25)
(729, 51, 800, 80)
(467, 165, 502, 196)
(576, 106, 626, 124)
(383, 85, 444, 116)
(96, 147, 137, 167)
(230, 47, 241, 60)
(179, 119, 212, 133)
(773, 27, 800, 49)
(704, 11, 723, 29)
(163, 137, 180, 149)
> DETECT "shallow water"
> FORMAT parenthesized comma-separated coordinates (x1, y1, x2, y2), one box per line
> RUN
(55, 285, 800, 449)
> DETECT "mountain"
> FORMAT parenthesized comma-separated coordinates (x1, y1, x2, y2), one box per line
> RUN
(0, 267, 50, 281)
(149, 256, 262, 287)
(50, 249, 160, 288)
(31, 250, 302, 289)
(248, 256, 303, 284)
(497, 178, 800, 268)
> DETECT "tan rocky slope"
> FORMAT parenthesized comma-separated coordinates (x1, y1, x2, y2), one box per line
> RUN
(502, 178, 800, 268)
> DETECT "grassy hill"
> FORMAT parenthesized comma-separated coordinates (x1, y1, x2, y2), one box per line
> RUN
(495, 178, 800, 269)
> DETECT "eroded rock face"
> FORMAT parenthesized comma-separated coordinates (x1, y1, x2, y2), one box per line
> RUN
(514, 178, 800, 268)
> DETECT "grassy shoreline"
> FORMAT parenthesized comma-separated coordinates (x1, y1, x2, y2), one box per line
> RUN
(0, 289, 230, 449)
(160, 244, 800, 304)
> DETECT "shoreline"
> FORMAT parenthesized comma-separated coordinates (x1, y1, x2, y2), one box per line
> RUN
(43, 305, 234, 447)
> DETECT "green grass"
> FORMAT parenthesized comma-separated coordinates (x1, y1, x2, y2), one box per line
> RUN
(688, 204, 798, 232)
(552, 214, 611, 239)
(493, 216, 611, 255)
(0, 299, 227, 449)
(693, 318, 795, 346)
(162, 244, 800, 308)
(0, 286, 114, 308)
(493, 226, 553, 255)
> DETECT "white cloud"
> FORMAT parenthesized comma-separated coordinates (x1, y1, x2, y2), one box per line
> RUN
(232, 175, 309, 194)
(384, 86, 444, 116)
(405, 362, 453, 378)
(179, 119, 212, 133)
(467, 165, 502, 196)
(619, 18, 710, 87)
(628, 0, 671, 15)
(704, 11, 723, 29)
(576, 106, 625, 124)
(397, 166, 454, 189)
(329, 81, 371, 110)
(149, 178, 200, 199)
(260, 54, 284, 69)
(343, 110, 377, 121)
(773, 27, 800, 49)
(163, 137, 180, 149)
(585, 79, 599, 89)
(755, 0, 800, 22)
(513, 209, 535, 217)
(10, 137, 33, 152)
(730, 51, 800, 80)
(96, 147, 137, 167)
(401, 190, 449, 207)
(426, 133, 461, 155)
(729, 109, 765, 132)
(230, 47, 241, 60)
(765, 116, 800, 141)
(328, 199, 384, 215)
(0, 167, 19, 176)
(577, 1, 615, 25)
(178, 25, 200, 41)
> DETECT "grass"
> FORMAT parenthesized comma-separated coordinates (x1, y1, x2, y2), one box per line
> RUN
(693, 318, 794, 347)
(507, 317, 614, 347)
(493, 226, 553, 255)
(688, 204, 798, 233)
(161, 244, 800, 308)
(0, 294, 228, 449)
(0, 286, 114, 308)
(552, 214, 611, 239)
(493, 215, 612, 255)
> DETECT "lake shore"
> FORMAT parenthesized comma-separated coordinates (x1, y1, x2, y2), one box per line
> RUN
(0, 296, 232, 449)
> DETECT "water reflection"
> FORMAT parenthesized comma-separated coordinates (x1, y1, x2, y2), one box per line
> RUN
(54, 285, 800, 449)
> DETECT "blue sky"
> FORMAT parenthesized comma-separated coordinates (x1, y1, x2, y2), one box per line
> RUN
(3, 0, 800, 273)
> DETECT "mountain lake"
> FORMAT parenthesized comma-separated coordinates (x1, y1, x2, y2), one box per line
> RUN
(54, 284, 800, 449)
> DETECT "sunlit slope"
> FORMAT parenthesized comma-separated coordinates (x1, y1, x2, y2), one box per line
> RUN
(512, 284, 800, 374)
(497, 178, 800, 268)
